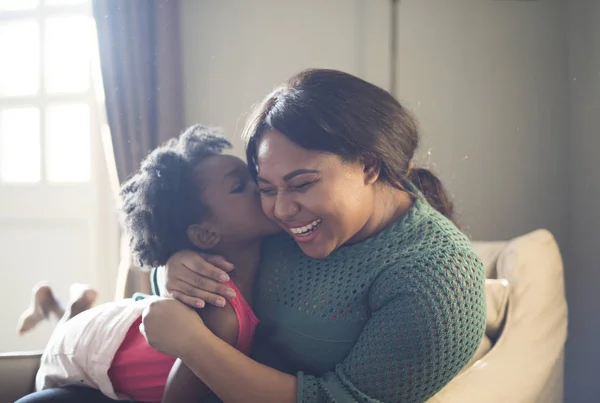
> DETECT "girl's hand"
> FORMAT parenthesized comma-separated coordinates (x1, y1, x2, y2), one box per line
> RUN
(162, 250, 237, 308)
(140, 297, 208, 358)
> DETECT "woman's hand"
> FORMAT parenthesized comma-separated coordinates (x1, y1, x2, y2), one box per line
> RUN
(162, 250, 237, 308)
(140, 297, 208, 358)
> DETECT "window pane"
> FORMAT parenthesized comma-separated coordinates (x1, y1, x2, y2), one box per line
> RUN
(44, 17, 92, 94)
(90, 20, 105, 102)
(0, 20, 40, 96)
(0, 108, 41, 183)
(45, 104, 90, 182)
(0, 0, 38, 11)
(45, 0, 88, 6)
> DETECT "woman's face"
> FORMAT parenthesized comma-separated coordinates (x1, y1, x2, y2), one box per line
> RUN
(256, 130, 376, 258)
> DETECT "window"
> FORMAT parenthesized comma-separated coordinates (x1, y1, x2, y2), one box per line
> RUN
(0, 0, 119, 354)
(0, 0, 97, 184)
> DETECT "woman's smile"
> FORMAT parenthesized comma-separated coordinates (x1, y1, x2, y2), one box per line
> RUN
(283, 218, 323, 243)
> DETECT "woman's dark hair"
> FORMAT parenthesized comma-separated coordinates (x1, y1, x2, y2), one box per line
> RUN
(242, 68, 455, 222)
(119, 124, 231, 269)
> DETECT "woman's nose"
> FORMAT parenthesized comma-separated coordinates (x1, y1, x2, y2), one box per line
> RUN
(273, 192, 300, 221)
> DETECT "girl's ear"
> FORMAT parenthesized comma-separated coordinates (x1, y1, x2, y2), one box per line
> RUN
(186, 224, 220, 250)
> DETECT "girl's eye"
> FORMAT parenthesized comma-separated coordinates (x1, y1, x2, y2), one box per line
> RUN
(258, 187, 276, 196)
(231, 182, 246, 193)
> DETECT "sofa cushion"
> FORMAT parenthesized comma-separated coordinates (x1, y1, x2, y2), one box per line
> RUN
(472, 241, 505, 278)
(485, 279, 509, 341)
(461, 334, 492, 374)
(460, 279, 510, 374)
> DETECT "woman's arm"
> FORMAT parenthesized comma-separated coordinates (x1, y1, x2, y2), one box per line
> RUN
(181, 329, 297, 403)
(144, 255, 486, 403)
(141, 299, 296, 403)
(152, 250, 236, 308)
(147, 300, 244, 402)
(165, 303, 241, 402)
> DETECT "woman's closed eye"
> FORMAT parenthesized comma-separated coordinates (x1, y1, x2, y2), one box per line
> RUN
(291, 181, 315, 191)
(259, 180, 317, 196)
(258, 186, 277, 196)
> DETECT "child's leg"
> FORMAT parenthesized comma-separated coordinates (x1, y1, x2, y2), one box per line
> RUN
(57, 283, 98, 326)
(36, 298, 145, 400)
(17, 282, 97, 335)
(17, 283, 65, 335)
(16, 385, 123, 403)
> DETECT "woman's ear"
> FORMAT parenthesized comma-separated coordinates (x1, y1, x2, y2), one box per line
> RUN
(186, 224, 220, 250)
(362, 155, 381, 185)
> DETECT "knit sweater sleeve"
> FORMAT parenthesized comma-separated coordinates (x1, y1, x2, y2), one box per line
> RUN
(296, 247, 486, 403)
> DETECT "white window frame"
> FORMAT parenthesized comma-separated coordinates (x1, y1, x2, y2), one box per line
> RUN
(0, 0, 120, 305)
(0, 0, 102, 189)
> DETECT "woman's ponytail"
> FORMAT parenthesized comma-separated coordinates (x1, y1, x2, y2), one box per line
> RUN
(408, 167, 455, 223)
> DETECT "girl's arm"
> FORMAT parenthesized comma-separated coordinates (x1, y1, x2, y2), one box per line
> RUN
(162, 359, 210, 403)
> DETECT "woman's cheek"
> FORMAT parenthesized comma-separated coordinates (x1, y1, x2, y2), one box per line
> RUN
(299, 189, 327, 215)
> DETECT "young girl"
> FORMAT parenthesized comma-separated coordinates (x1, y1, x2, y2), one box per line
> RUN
(17, 124, 280, 403)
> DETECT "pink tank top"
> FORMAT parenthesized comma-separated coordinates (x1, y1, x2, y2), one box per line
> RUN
(108, 281, 259, 402)
(225, 281, 259, 354)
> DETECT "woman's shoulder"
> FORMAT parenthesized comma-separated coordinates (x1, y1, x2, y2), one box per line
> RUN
(377, 198, 476, 258)
(370, 201, 485, 303)
(398, 206, 481, 272)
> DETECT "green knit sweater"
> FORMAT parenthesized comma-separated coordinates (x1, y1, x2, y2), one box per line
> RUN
(155, 196, 487, 403)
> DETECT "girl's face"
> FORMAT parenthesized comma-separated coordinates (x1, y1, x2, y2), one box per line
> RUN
(255, 130, 377, 259)
(195, 155, 280, 246)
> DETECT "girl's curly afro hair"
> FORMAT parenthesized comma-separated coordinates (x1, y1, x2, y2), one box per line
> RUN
(119, 124, 231, 269)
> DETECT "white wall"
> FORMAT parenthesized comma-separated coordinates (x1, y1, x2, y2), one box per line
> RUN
(395, 0, 569, 246)
(179, 0, 391, 156)
(567, 1, 600, 401)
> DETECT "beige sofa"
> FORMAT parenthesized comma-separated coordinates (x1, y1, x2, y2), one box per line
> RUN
(0, 229, 568, 403)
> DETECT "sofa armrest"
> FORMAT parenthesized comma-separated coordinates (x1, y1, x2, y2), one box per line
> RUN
(0, 351, 41, 403)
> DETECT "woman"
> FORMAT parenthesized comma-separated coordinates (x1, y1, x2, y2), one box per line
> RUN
(144, 69, 487, 403)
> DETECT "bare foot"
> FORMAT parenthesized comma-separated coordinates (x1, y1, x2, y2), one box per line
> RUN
(65, 283, 98, 320)
(17, 282, 64, 335)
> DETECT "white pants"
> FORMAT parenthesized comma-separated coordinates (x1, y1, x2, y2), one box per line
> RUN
(36, 297, 158, 400)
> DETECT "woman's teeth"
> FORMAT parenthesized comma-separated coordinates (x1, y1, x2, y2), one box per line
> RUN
(290, 218, 322, 236)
